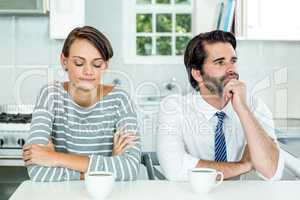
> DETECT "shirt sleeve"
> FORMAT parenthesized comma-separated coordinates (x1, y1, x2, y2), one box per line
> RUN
(251, 96, 284, 181)
(87, 90, 141, 181)
(26, 85, 80, 182)
(156, 95, 199, 181)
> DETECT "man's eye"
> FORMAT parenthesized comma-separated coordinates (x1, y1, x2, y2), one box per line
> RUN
(93, 65, 101, 68)
(216, 61, 225, 65)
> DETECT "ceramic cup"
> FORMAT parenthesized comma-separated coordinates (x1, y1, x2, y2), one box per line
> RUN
(85, 171, 114, 199)
(188, 168, 223, 195)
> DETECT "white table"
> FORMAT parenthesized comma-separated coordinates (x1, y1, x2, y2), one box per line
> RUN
(9, 180, 300, 200)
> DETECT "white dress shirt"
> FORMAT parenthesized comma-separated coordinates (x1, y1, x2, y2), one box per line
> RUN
(157, 90, 284, 181)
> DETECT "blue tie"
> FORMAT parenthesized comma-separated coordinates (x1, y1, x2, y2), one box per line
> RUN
(214, 111, 227, 162)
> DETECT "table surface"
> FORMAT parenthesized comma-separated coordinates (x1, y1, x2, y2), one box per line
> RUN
(9, 180, 300, 200)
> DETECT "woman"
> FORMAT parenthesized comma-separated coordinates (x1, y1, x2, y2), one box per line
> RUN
(22, 26, 141, 182)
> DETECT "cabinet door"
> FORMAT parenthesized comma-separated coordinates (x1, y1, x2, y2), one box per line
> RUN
(138, 106, 159, 152)
(0, 0, 46, 14)
(49, 0, 85, 39)
(245, 0, 300, 40)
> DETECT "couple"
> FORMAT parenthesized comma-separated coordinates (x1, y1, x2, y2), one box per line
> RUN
(23, 26, 283, 182)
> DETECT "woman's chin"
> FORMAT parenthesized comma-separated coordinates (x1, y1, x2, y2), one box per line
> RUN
(76, 83, 97, 91)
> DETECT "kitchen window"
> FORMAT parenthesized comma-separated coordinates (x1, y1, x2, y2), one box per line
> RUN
(123, 0, 193, 64)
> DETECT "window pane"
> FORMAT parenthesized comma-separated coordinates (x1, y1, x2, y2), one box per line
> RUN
(137, 37, 152, 56)
(136, 0, 152, 4)
(176, 36, 190, 55)
(176, 14, 191, 33)
(156, 14, 172, 32)
(136, 14, 152, 33)
(156, 36, 172, 55)
(156, 0, 171, 4)
(175, 0, 191, 4)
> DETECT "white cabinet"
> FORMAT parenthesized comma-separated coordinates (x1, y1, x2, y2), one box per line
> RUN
(194, 0, 300, 41)
(137, 104, 159, 152)
(241, 0, 300, 40)
(49, 0, 85, 39)
(0, 0, 46, 14)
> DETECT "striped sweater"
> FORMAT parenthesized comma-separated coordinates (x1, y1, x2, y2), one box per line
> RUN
(26, 82, 141, 182)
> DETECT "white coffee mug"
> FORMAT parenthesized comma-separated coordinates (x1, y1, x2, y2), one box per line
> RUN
(85, 171, 115, 200)
(188, 168, 223, 195)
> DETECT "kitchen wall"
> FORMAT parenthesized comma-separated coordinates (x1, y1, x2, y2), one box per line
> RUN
(0, 0, 299, 123)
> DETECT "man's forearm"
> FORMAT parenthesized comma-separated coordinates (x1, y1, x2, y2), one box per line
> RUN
(53, 152, 90, 173)
(237, 107, 279, 179)
(196, 159, 252, 179)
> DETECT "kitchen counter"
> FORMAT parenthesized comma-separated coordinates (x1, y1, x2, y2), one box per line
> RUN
(9, 180, 300, 200)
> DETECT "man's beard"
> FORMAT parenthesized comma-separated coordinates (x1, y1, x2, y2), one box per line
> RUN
(202, 71, 239, 98)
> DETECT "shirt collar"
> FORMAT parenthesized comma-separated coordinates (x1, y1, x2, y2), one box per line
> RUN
(190, 90, 235, 121)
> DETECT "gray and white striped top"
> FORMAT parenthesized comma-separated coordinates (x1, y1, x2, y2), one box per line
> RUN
(26, 82, 141, 182)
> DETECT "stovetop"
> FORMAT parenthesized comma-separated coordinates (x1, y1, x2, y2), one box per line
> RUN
(0, 104, 34, 125)
(0, 113, 32, 123)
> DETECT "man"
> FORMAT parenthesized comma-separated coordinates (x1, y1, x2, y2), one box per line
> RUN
(157, 30, 284, 181)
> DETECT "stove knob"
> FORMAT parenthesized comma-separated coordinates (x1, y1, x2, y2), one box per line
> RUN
(17, 139, 25, 147)
(0, 138, 4, 147)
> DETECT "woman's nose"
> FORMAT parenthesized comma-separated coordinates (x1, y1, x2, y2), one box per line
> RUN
(83, 65, 94, 75)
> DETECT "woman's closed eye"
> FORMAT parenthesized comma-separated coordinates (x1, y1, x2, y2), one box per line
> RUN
(74, 61, 84, 67)
(93, 61, 105, 68)
(93, 64, 101, 68)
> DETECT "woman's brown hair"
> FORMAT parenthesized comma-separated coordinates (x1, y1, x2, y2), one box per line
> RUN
(62, 26, 113, 61)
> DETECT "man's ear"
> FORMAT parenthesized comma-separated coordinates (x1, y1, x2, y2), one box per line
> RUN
(60, 53, 68, 71)
(191, 68, 203, 83)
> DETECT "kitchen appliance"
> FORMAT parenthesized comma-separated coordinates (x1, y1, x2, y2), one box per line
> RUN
(0, 105, 34, 166)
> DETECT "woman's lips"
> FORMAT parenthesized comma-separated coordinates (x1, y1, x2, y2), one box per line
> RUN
(80, 78, 95, 82)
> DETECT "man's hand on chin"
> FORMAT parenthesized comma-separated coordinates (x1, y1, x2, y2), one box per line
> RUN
(223, 79, 248, 113)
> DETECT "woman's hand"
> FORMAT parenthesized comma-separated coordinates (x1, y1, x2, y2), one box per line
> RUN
(112, 130, 138, 156)
(22, 140, 58, 167)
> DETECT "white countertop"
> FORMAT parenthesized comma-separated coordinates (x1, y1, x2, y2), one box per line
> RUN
(9, 180, 300, 200)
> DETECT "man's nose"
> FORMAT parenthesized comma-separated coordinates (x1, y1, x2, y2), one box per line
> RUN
(226, 62, 237, 73)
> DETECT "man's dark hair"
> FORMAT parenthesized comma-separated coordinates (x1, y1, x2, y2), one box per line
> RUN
(62, 26, 113, 61)
(184, 30, 236, 90)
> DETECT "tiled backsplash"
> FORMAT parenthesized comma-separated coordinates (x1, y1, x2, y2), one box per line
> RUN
(0, 0, 300, 120)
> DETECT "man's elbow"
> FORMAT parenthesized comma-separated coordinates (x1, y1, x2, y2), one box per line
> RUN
(255, 160, 282, 181)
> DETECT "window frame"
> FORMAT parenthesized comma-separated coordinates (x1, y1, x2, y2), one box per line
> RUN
(122, 0, 195, 64)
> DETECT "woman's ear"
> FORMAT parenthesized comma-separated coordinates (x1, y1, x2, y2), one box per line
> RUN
(60, 53, 68, 71)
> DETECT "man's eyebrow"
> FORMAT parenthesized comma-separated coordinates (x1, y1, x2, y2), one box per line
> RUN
(231, 56, 238, 60)
(212, 57, 225, 62)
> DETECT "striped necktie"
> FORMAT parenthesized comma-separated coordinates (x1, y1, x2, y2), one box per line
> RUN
(214, 111, 227, 162)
